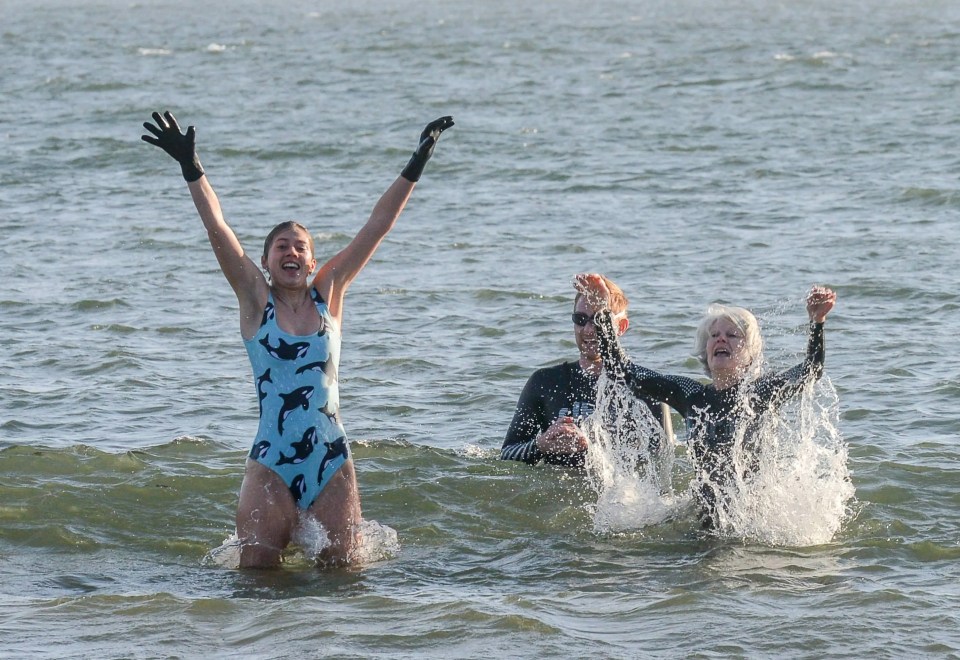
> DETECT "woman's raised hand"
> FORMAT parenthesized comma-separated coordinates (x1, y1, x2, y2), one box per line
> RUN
(573, 272, 611, 310)
(806, 285, 837, 323)
(141, 110, 205, 182)
(400, 116, 455, 182)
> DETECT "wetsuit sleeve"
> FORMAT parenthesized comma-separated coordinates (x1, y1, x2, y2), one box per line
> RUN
(755, 322, 825, 407)
(623, 363, 702, 418)
(595, 308, 701, 417)
(501, 373, 547, 464)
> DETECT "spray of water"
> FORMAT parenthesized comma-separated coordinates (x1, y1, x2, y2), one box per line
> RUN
(583, 374, 688, 533)
(202, 517, 400, 569)
(583, 373, 854, 545)
(707, 376, 856, 546)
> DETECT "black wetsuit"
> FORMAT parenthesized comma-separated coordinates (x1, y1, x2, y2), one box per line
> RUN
(599, 314, 826, 527)
(501, 361, 663, 467)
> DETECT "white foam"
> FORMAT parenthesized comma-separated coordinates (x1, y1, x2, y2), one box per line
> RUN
(351, 519, 401, 564)
(292, 515, 332, 561)
(457, 443, 492, 459)
(584, 374, 685, 533)
(202, 517, 400, 569)
(707, 377, 855, 546)
(582, 373, 854, 545)
(202, 533, 242, 569)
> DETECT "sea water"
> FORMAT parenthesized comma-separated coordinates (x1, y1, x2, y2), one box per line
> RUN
(2, 0, 960, 656)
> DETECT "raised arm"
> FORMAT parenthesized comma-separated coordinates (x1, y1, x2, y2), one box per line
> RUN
(314, 116, 454, 322)
(595, 310, 702, 416)
(756, 286, 836, 407)
(141, 111, 266, 322)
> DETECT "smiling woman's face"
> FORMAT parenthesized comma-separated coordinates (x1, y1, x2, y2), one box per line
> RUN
(705, 317, 751, 378)
(262, 226, 316, 286)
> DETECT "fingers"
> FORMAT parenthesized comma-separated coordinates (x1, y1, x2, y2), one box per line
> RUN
(427, 115, 455, 133)
(422, 116, 454, 141)
(141, 121, 163, 138)
(163, 110, 183, 133)
(542, 419, 589, 454)
(548, 416, 576, 431)
(806, 285, 836, 322)
(573, 273, 610, 308)
(142, 111, 202, 179)
(573, 272, 604, 290)
(807, 285, 837, 305)
(145, 110, 186, 137)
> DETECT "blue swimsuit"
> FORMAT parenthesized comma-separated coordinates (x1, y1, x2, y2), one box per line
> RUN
(244, 288, 350, 509)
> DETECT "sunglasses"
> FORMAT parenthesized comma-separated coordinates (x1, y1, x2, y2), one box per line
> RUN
(572, 312, 601, 327)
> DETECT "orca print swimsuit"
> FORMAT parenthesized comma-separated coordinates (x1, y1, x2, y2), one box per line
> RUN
(244, 288, 350, 509)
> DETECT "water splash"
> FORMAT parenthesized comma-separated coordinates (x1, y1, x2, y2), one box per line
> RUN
(582, 373, 854, 545)
(292, 516, 332, 562)
(351, 519, 402, 564)
(583, 374, 688, 532)
(203, 534, 243, 569)
(202, 518, 400, 569)
(707, 377, 856, 546)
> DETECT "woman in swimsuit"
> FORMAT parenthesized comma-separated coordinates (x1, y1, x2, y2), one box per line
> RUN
(582, 274, 836, 529)
(142, 110, 453, 567)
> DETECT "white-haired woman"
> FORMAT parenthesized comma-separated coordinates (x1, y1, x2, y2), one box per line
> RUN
(587, 275, 837, 529)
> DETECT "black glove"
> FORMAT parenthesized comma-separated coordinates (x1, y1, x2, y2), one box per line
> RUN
(141, 110, 205, 182)
(595, 310, 630, 379)
(401, 116, 454, 182)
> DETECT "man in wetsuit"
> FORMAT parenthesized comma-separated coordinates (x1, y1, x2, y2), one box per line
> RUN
(501, 273, 664, 468)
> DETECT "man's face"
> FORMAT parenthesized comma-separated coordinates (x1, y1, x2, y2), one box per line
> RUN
(573, 296, 603, 362)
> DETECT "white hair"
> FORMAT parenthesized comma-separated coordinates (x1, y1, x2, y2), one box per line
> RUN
(693, 303, 764, 378)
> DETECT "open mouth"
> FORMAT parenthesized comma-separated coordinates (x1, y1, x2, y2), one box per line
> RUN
(282, 261, 301, 272)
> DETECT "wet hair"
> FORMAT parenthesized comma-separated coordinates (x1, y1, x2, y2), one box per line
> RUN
(693, 303, 764, 378)
(262, 221, 314, 260)
(573, 275, 629, 315)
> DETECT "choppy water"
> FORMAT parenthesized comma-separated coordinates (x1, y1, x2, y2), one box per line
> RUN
(2, 0, 960, 657)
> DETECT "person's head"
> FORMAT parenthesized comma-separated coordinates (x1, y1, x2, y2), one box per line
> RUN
(572, 275, 629, 363)
(694, 304, 763, 382)
(261, 221, 317, 286)
(573, 275, 629, 316)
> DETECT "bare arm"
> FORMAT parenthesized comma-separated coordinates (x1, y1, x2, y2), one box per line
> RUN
(142, 111, 267, 332)
(187, 176, 267, 325)
(313, 116, 454, 323)
(313, 176, 415, 321)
